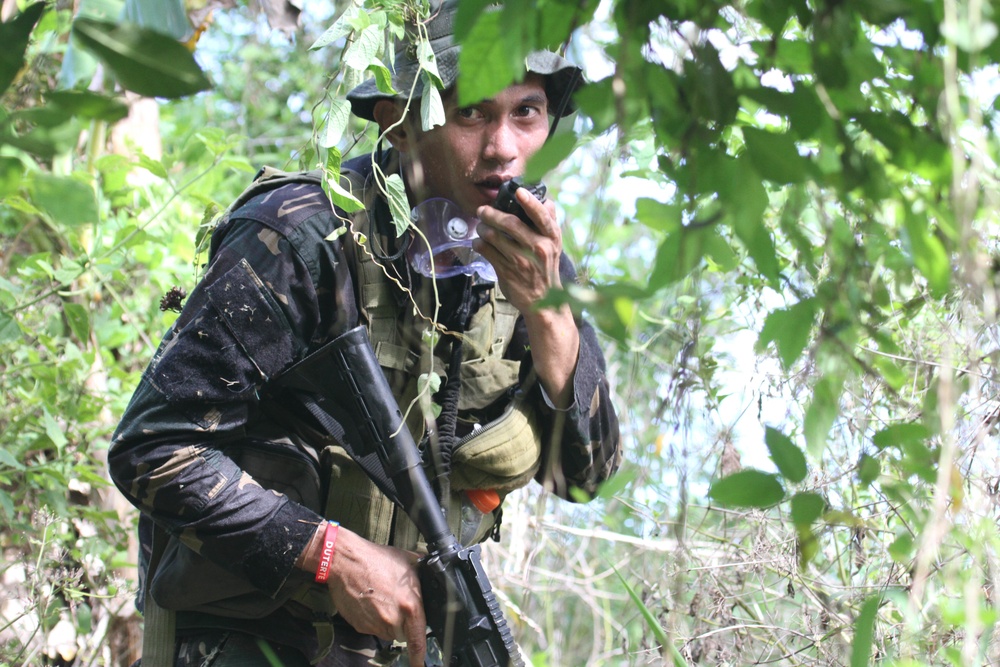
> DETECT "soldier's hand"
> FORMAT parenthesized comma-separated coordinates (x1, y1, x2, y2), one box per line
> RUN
(299, 524, 427, 665)
(329, 529, 427, 666)
(473, 188, 563, 316)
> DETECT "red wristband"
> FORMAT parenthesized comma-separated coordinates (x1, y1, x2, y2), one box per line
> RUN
(314, 521, 339, 584)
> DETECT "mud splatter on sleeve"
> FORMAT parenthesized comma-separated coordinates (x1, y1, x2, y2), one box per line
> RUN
(110, 186, 357, 597)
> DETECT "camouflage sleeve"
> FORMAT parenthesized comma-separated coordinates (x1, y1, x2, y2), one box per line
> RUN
(522, 254, 623, 500)
(109, 191, 356, 598)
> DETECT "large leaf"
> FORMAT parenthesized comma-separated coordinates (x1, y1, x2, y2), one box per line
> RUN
(319, 99, 351, 149)
(804, 373, 845, 458)
(0, 157, 25, 197)
(310, 6, 360, 51)
(31, 174, 99, 229)
(420, 75, 446, 131)
(709, 469, 785, 508)
(872, 422, 929, 451)
(123, 0, 189, 39)
(0, 3, 46, 96)
(343, 24, 382, 71)
(71, 18, 211, 99)
(765, 427, 808, 483)
(850, 596, 881, 667)
(46, 90, 129, 123)
(790, 491, 826, 528)
(903, 211, 950, 298)
(0, 310, 21, 344)
(757, 298, 817, 369)
(457, 9, 522, 106)
(524, 131, 577, 183)
(743, 126, 811, 185)
(63, 302, 92, 343)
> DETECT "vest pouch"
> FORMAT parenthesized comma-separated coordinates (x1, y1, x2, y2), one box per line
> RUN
(449, 395, 543, 493)
(320, 443, 395, 547)
(149, 436, 322, 617)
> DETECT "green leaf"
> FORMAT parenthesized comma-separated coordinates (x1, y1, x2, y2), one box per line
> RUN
(0, 489, 13, 520)
(756, 298, 817, 369)
(803, 373, 845, 458)
(709, 469, 785, 508)
(60, 33, 100, 90)
(137, 153, 168, 180)
(71, 18, 212, 99)
(343, 24, 382, 71)
(888, 533, 914, 563)
(368, 59, 397, 95)
(1, 194, 42, 215)
(45, 90, 129, 122)
(596, 465, 636, 500)
(384, 173, 411, 237)
(320, 99, 351, 149)
(765, 427, 808, 483)
(43, 409, 68, 453)
(0, 156, 25, 197)
(634, 198, 683, 234)
(311, 6, 360, 50)
(790, 491, 826, 528)
(648, 224, 732, 289)
(417, 37, 443, 87)
(872, 422, 929, 451)
(850, 596, 881, 667)
(417, 371, 443, 420)
(796, 524, 821, 568)
(725, 156, 777, 280)
(323, 149, 365, 213)
(524, 131, 577, 183)
(0, 309, 21, 344)
(31, 174, 99, 228)
(858, 453, 880, 486)
(457, 10, 520, 106)
(0, 446, 23, 471)
(63, 302, 91, 343)
(421, 75, 446, 130)
(0, 3, 46, 96)
(743, 126, 810, 184)
(903, 213, 950, 298)
(123, 0, 189, 40)
(77, 0, 127, 21)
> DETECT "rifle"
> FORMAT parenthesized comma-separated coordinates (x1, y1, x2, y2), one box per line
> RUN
(278, 325, 524, 667)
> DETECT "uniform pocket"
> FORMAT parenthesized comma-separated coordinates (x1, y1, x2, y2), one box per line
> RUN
(149, 259, 294, 404)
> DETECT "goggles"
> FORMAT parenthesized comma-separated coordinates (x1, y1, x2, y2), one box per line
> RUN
(406, 198, 497, 282)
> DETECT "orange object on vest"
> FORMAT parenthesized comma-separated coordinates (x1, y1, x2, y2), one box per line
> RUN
(465, 488, 501, 513)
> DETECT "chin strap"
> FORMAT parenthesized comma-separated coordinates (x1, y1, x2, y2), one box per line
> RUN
(546, 67, 581, 141)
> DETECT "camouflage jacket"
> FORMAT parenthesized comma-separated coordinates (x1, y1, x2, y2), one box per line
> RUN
(108, 151, 621, 655)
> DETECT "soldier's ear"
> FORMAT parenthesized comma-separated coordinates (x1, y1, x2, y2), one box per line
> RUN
(373, 100, 410, 152)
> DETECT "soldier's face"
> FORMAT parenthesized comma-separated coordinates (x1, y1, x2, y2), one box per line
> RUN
(407, 75, 550, 216)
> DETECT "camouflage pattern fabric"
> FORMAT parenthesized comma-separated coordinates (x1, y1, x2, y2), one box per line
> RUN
(108, 150, 621, 664)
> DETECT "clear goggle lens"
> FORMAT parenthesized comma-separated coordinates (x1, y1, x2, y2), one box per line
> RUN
(406, 198, 497, 282)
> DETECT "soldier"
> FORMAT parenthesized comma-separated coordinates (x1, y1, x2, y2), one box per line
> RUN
(109, 2, 621, 665)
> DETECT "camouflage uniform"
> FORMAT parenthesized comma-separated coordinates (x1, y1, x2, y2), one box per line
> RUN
(109, 150, 621, 665)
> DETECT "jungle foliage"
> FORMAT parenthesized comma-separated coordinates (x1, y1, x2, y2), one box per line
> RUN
(2, 0, 1000, 664)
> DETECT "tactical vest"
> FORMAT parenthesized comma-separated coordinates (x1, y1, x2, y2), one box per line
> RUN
(147, 164, 545, 649)
(321, 163, 544, 552)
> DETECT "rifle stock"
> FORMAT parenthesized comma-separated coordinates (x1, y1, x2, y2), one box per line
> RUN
(279, 326, 524, 667)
